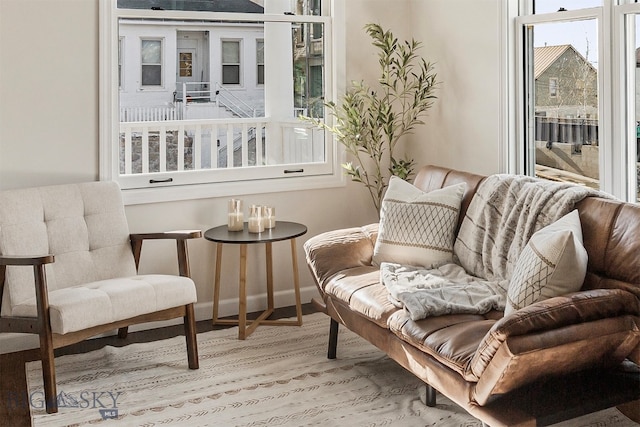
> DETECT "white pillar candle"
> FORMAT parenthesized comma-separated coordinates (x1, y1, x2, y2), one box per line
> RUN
(248, 205, 264, 233)
(227, 199, 244, 231)
(227, 212, 244, 231)
(262, 206, 276, 229)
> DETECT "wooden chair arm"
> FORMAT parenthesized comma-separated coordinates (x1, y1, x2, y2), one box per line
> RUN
(0, 254, 55, 266)
(0, 254, 54, 336)
(129, 230, 201, 276)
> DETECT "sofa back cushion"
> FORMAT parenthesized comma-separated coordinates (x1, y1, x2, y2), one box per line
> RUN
(413, 165, 485, 233)
(577, 197, 640, 298)
(0, 182, 137, 316)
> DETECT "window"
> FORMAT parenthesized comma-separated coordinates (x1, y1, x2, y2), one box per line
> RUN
(118, 37, 123, 89)
(100, 1, 342, 204)
(141, 39, 162, 86)
(548, 77, 558, 97)
(514, 0, 639, 202)
(256, 39, 264, 85)
(221, 40, 241, 85)
(179, 52, 193, 77)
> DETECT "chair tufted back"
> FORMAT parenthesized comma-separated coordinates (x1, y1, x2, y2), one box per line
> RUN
(0, 181, 137, 316)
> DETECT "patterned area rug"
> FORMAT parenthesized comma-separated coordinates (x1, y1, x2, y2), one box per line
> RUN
(27, 312, 638, 427)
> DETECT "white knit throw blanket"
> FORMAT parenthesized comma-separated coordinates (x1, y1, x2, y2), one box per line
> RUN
(382, 262, 508, 320)
(382, 174, 602, 320)
(454, 174, 602, 281)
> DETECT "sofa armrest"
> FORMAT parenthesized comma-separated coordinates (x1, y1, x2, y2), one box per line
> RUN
(303, 224, 378, 292)
(468, 288, 640, 381)
(129, 230, 202, 277)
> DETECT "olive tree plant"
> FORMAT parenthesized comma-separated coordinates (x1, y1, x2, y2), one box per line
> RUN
(301, 23, 439, 213)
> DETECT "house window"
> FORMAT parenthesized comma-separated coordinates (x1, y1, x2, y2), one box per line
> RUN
(515, 1, 639, 202)
(141, 39, 162, 86)
(179, 52, 193, 77)
(221, 40, 241, 85)
(548, 77, 557, 97)
(118, 37, 123, 89)
(256, 39, 264, 85)
(101, 0, 340, 203)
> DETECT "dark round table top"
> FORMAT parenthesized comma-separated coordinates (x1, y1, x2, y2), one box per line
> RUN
(204, 221, 307, 244)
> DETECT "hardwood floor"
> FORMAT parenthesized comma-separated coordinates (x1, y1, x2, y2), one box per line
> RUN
(0, 304, 316, 427)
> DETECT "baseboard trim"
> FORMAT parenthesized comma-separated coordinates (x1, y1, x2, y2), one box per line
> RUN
(0, 285, 320, 354)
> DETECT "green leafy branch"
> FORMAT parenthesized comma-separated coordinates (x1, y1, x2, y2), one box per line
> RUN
(301, 23, 439, 213)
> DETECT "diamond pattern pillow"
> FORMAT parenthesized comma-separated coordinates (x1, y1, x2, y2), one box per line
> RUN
(505, 210, 588, 316)
(372, 177, 466, 268)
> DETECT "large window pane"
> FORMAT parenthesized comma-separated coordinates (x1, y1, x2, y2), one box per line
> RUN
(117, 16, 327, 182)
(526, 19, 600, 190)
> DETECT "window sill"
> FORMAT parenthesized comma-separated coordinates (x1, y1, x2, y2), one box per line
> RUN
(119, 172, 345, 205)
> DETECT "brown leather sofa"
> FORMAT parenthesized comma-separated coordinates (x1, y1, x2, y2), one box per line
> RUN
(304, 165, 640, 427)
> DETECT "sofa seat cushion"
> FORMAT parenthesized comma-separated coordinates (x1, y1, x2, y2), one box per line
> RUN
(388, 310, 497, 377)
(325, 266, 400, 327)
(11, 274, 197, 334)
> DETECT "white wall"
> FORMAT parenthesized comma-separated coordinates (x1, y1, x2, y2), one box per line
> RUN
(0, 0, 503, 352)
(406, 0, 503, 175)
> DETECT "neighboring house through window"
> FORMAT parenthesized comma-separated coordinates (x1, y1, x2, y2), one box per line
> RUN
(101, 0, 342, 204)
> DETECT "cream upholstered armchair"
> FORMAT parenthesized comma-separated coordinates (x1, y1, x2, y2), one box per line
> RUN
(0, 181, 200, 414)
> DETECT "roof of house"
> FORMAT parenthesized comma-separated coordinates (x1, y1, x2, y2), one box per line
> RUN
(534, 45, 571, 79)
(117, 0, 264, 13)
(534, 44, 596, 79)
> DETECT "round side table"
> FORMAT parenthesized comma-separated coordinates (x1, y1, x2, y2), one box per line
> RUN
(204, 221, 307, 339)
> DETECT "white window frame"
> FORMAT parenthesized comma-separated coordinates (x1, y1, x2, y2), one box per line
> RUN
(221, 39, 242, 86)
(257, 39, 265, 86)
(613, 1, 640, 201)
(507, 0, 638, 202)
(140, 38, 163, 88)
(99, 1, 346, 205)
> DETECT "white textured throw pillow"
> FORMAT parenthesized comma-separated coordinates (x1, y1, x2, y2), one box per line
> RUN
(372, 177, 466, 268)
(505, 210, 588, 316)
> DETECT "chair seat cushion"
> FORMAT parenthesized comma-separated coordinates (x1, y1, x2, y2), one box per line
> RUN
(11, 274, 197, 334)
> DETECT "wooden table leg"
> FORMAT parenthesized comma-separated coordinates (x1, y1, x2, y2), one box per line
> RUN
(290, 238, 303, 326)
(238, 243, 247, 340)
(212, 235, 303, 338)
(266, 242, 274, 311)
(212, 242, 223, 324)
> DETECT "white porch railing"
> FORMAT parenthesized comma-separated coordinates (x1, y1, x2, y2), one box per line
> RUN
(118, 118, 323, 175)
(120, 106, 182, 122)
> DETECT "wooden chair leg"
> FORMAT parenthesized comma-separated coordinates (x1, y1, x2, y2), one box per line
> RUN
(39, 328, 57, 414)
(117, 327, 129, 339)
(328, 318, 339, 359)
(33, 264, 58, 413)
(184, 303, 199, 369)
